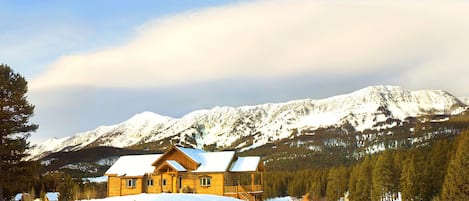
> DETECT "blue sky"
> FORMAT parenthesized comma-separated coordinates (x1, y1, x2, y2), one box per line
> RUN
(1, 0, 239, 78)
(2, 0, 469, 144)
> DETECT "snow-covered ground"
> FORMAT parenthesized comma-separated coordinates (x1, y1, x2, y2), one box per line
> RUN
(266, 194, 401, 201)
(266, 196, 301, 201)
(78, 193, 242, 201)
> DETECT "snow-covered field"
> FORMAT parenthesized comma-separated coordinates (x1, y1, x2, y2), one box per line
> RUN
(266, 196, 300, 201)
(79, 193, 242, 201)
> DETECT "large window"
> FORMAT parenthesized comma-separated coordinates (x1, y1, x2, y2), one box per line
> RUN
(200, 177, 211, 187)
(127, 179, 137, 188)
(147, 179, 154, 186)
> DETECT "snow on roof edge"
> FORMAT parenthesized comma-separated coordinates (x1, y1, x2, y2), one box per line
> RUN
(105, 154, 163, 176)
(166, 160, 187, 171)
(230, 156, 261, 172)
(192, 151, 236, 173)
(175, 146, 206, 163)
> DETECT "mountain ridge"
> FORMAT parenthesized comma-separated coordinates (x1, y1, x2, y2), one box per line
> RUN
(461, 97, 469, 105)
(28, 85, 468, 160)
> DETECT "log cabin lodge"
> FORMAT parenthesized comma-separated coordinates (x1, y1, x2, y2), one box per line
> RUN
(105, 146, 265, 201)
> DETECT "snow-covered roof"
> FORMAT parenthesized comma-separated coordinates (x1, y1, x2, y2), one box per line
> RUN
(46, 192, 59, 201)
(83, 176, 108, 183)
(105, 154, 162, 176)
(192, 151, 236, 172)
(230, 156, 261, 172)
(165, 160, 187, 171)
(106, 147, 259, 175)
(174, 146, 236, 172)
(175, 146, 206, 163)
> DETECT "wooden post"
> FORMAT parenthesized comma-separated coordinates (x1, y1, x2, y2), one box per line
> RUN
(141, 176, 144, 193)
(222, 173, 225, 195)
(160, 173, 163, 193)
(251, 173, 255, 192)
(171, 174, 174, 193)
(239, 174, 242, 191)
(175, 173, 178, 193)
(107, 177, 110, 197)
(236, 173, 239, 194)
(119, 178, 123, 196)
(261, 172, 264, 186)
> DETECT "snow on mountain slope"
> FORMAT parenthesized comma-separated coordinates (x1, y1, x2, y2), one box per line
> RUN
(28, 112, 174, 159)
(27, 86, 468, 160)
(461, 97, 469, 105)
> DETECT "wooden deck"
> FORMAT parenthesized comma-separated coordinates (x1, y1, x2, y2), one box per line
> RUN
(224, 185, 263, 201)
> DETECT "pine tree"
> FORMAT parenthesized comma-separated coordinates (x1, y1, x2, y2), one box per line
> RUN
(372, 151, 396, 201)
(58, 174, 80, 201)
(355, 156, 372, 201)
(0, 64, 38, 200)
(82, 182, 98, 200)
(400, 149, 424, 200)
(309, 179, 322, 201)
(392, 151, 404, 196)
(326, 166, 348, 201)
(347, 164, 359, 200)
(426, 140, 452, 199)
(288, 177, 305, 197)
(326, 168, 339, 201)
(441, 130, 469, 200)
(308, 169, 328, 201)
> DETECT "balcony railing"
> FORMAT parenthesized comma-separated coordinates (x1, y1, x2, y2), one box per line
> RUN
(224, 185, 263, 193)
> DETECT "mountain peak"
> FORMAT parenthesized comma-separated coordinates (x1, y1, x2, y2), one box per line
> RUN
(359, 85, 403, 92)
(125, 111, 173, 124)
(27, 86, 468, 160)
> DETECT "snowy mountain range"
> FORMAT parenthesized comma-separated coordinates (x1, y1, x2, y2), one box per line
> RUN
(28, 86, 468, 160)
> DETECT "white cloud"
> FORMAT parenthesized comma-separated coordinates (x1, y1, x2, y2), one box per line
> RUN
(30, 0, 469, 96)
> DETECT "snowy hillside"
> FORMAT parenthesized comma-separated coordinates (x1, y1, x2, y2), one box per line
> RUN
(29, 112, 174, 159)
(28, 86, 468, 160)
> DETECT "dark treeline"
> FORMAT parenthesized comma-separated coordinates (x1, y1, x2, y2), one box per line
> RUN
(263, 129, 469, 201)
(9, 169, 106, 201)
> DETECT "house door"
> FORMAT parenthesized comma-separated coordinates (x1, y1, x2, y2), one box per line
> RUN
(178, 176, 182, 190)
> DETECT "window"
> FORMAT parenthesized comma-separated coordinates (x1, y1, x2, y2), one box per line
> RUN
(147, 179, 154, 186)
(127, 179, 136, 188)
(200, 177, 211, 187)
(162, 179, 167, 186)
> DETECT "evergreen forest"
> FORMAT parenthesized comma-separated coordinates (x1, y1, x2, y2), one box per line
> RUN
(263, 129, 469, 200)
